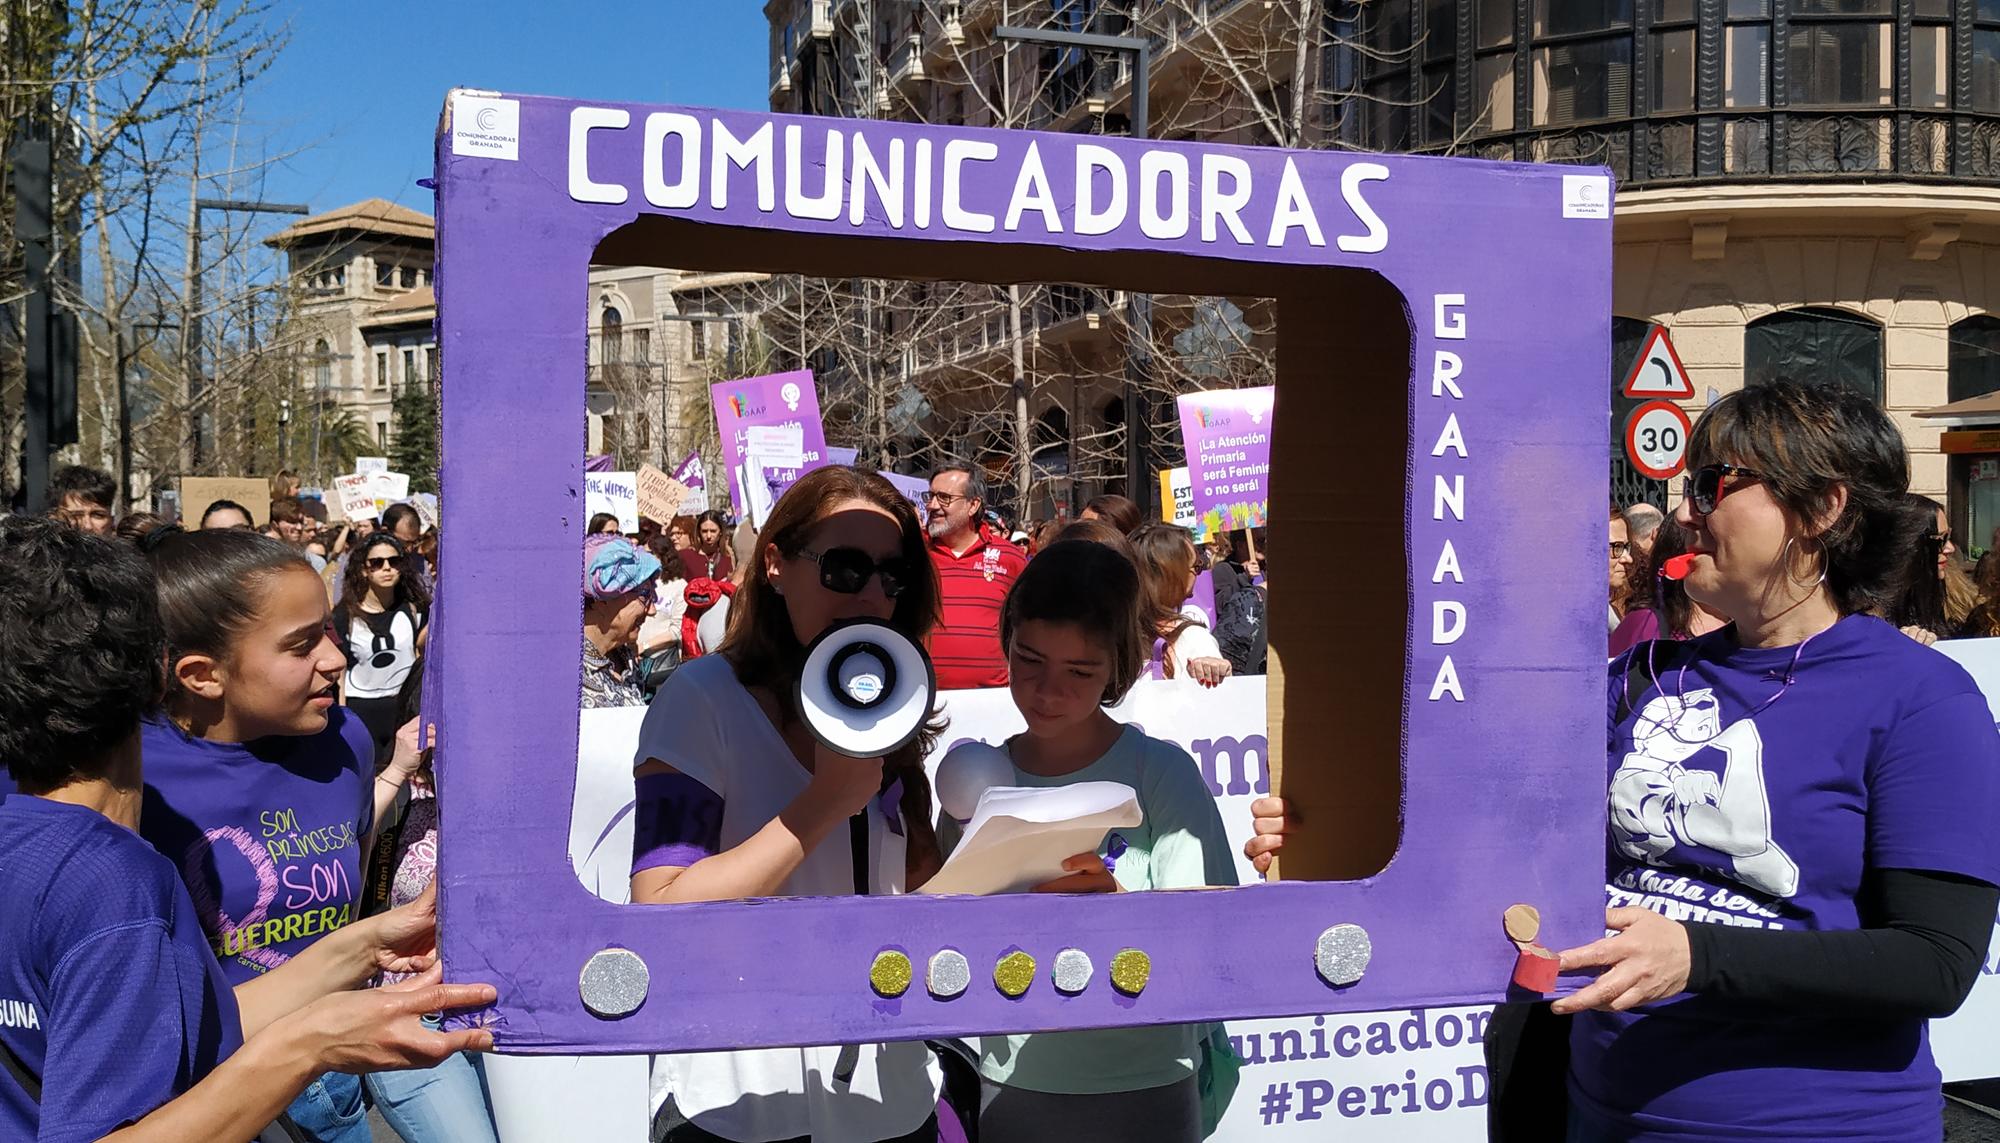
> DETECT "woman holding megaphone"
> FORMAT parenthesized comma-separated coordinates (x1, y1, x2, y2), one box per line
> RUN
(628, 465, 950, 1143)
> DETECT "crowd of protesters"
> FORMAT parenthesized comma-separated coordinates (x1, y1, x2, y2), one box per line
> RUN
(12, 371, 2000, 1143)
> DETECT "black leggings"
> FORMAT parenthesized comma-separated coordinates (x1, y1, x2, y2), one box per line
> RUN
(345, 695, 401, 766)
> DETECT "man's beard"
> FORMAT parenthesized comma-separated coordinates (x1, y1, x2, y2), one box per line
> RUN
(927, 515, 953, 539)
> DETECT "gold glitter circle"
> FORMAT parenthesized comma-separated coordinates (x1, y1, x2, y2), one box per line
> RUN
(993, 951, 1037, 997)
(1109, 948, 1151, 995)
(869, 951, 913, 998)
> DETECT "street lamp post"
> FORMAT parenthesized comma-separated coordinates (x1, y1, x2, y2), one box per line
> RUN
(993, 24, 1153, 521)
(187, 197, 310, 472)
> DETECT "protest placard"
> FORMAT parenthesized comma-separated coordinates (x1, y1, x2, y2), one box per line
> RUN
(1177, 386, 1274, 535)
(584, 470, 640, 533)
(332, 474, 377, 522)
(744, 424, 805, 467)
(825, 446, 859, 466)
(370, 471, 411, 514)
(636, 464, 689, 523)
(712, 370, 827, 516)
(672, 452, 709, 514)
(880, 471, 930, 516)
(1159, 466, 1206, 538)
(355, 456, 389, 475)
(408, 493, 440, 532)
(180, 476, 271, 526)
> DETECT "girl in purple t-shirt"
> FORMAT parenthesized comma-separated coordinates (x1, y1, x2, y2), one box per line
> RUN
(139, 529, 430, 1143)
(1243, 380, 2000, 1142)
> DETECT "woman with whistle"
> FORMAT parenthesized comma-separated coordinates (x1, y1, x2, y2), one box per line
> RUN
(1244, 378, 2000, 1142)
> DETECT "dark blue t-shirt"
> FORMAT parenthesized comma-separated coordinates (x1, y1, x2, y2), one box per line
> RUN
(0, 795, 243, 1143)
(140, 708, 374, 986)
(1573, 615, 2000, 1140)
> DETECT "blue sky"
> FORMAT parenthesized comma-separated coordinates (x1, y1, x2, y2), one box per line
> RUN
(239, 3, 770, 219)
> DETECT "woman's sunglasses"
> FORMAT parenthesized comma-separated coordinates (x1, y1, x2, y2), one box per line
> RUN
(798, 547, 911, 598)
(1681, 463, 1763, 517)
(364, 556, 404, 570)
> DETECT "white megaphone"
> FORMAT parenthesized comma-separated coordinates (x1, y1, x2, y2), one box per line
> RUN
(797, 619, 937, 758)
(934, 740, 1016, 824)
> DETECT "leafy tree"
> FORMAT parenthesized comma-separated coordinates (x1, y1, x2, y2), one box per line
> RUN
(387, 372, 438, 493)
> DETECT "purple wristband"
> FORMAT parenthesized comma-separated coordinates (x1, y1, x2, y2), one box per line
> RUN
(632, 771, 724, 874)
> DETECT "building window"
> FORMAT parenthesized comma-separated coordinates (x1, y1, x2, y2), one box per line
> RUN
(601, 306, 622, 364)
(376, 420, 389, 449)
(1745, 307, 1884, 403)
(404, 348, 418, 389)
(1361, 0, 1415, 149)
(1913, 25, 1950, 108)
(422, 346, 435, 385)
(1724, 25, 1772, 107)
(1949, 315, 2000, 403)
(691, 320, 707, 361)
(1480, 0, 1514, 45)
(313, 338, 331, 392)
(375, 350, 389, 391)
(1476, 54, 1516, 130)
(1975, 29, 2000, 110)
(631, 327, 650, 361)
(376, 262, 396, 288)
(1787, 22, 1891, 106)
(1533, 37, 1633, 124)
(1535, 0, 1633, 37)
(1652, 28, 1696, 111)
(401, 266, 418, 289)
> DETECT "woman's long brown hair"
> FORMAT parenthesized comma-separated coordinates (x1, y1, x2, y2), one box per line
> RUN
(719, 465, 945, 877)
(1128, 523, 1200, 678)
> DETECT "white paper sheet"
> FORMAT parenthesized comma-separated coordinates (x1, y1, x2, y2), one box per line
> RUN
(917, 781, 1142, 896)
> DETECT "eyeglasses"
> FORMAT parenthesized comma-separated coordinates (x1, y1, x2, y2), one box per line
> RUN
(920, 491, 963, 506)
(1610, 541, 1631, 557)
(364, 556, 404, 570)
(798, 547, 912, 598)
(1926, 531, 1953, 548)
(1681, 463, 1764, 517)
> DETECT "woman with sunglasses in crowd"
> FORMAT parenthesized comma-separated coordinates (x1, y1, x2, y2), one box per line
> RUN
(628, 466, 950, 1142)
(335, 534, 431, 764)
(1245, 379, 2000, 1141)
(1882, 493, 1969, 645)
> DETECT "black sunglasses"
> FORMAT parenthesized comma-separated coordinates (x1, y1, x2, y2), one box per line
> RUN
(1681, 463, 1763, 517)
(364, 556, 404, 570)
(798, 547, 912, 598)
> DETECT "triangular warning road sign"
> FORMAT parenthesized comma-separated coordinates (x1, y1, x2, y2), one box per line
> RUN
(1621, 326, 1695, 400)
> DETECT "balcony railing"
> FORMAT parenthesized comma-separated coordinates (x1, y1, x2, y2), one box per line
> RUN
(891, 33, 925, 92)
(1433, 110, 2000, 189)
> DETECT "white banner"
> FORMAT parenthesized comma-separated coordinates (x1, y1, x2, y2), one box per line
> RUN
(584, 471, 640, 534)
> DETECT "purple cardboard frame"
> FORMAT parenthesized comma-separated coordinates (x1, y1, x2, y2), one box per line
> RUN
(433, 90, 1611, 1053)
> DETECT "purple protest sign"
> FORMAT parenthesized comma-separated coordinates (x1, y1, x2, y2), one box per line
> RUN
(825, 446, 859, 466)
(712, 370, 827, 517)
(1177, 386, 1274, 535)
(880, 470, 930, 516)
(670, 451, 709, 515)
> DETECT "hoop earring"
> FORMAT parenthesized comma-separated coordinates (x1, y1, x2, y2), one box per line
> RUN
(1781, 536, 1829, 590)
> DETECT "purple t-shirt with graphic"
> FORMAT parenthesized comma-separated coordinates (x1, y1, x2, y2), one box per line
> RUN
(1572, 615, 2000, 1140)
(140, 708, 374, 986)
(0, 796, 243, 1143)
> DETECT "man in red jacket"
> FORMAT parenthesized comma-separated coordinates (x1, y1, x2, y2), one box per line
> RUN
(925, 463, 1027, 690)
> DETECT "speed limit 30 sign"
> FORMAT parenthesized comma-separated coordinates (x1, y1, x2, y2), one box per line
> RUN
(1624, 400, 1692, 480)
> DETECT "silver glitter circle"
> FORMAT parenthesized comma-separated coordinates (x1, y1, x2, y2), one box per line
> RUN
(1051, 948, 1093, 994)
(1315, 924, 1372, 987)
(579, 948, 650, 1018)
(927, 949, 971, 998)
